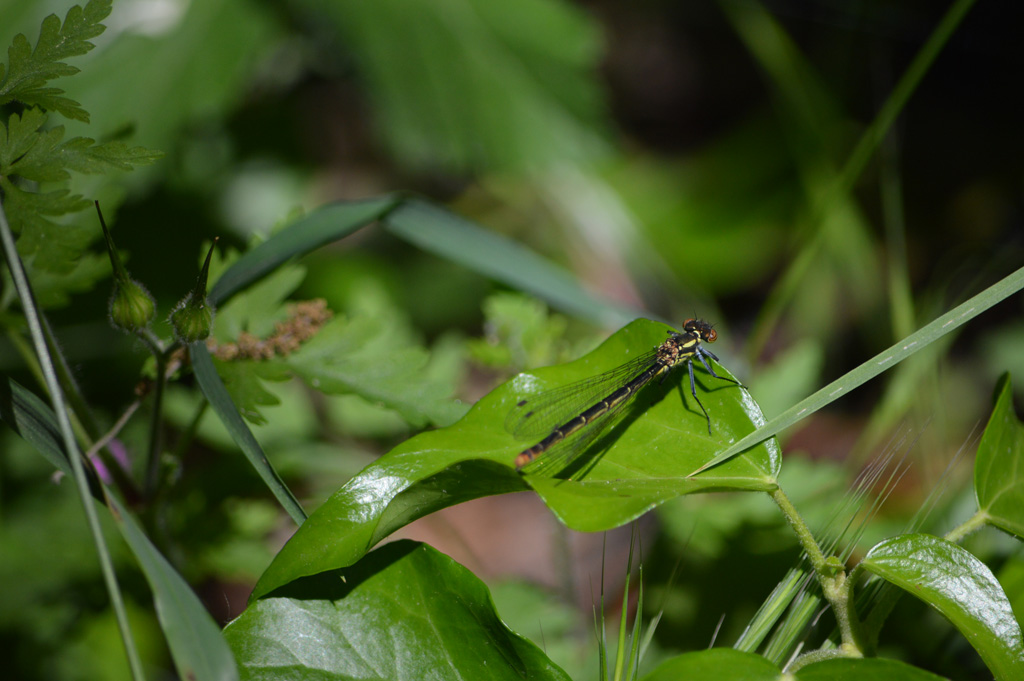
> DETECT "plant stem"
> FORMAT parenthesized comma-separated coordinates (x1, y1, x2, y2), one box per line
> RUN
(0, 200, 147, 680)
(770, 487, 865, 654)
(945, 509, 989, 544)
(143, 349, 169, 499)
(771, 487, 826, 571)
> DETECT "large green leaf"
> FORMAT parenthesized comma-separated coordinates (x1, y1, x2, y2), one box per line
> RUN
(640, 648, 780, 680)
(975, 375, 1024, 538)
(642, 649, 948, 680)
(226, 540, 570, 681)
(860, 533, 1024, 681)
(797, 657, 948, 680)
(251, 319, 779, 599)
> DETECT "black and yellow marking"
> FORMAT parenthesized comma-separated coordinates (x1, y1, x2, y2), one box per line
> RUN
(509, 318, 739, 471)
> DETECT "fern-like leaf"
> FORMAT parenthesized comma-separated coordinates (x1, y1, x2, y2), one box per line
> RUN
(0, 0, 112, 121)
(0, 106, 161, 276)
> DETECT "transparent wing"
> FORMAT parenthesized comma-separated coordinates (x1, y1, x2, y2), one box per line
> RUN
(505, 346, 664, 440)
(516, 394, 640, 477)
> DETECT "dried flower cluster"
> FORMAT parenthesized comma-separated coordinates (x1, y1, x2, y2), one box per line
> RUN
(208, 299, 333, 361)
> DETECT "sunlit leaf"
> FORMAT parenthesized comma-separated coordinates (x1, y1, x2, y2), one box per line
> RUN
(286, 314, 466, 429)
(797, 657, 947, 680)
(640, 648, 779, 681)
(861, 533, 1024, 681)
(976, 375, 1024, 538)
(251, 319, 779, 600)
(227, 540, 570, 681)
(0, 0, 110, 120)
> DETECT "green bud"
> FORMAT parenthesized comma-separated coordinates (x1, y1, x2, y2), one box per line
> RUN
(170, 294, 214, 343)
(109, 278, 156, 331)
(170, 238, 218, 344)
(96, 202, 156, 333)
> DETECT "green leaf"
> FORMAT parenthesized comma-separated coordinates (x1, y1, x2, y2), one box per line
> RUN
(1, 109, 160, 183)
(640, 648, 780, 681)
(976, 375, 1024, 538)
(796, 657, 948, 680)
(109, 494, 241, 681)
(251, 319, 778, 600)
(227, 540, 571, 681)
(0, 375, 239, 681)
(57, 0, 281, 152)
(210, 360, 289, 426)
(0, 0, 111, 121)
(286, 314, 466, 429)
(0, 106, 159, 281)
(208, 195, 642, 328)
(311, 0, 608, 171)
(16, 250, 109, 308)
(860, 533, 1024, 681)
(208, 244, 465, 429)
(466, 292, 573, 370)
(211, 257, 306, 340)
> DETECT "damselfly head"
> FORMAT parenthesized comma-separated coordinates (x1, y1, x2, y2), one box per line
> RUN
(682, 318, 717, 343)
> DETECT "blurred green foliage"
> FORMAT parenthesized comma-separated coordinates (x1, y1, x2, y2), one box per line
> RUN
(1, 0, 1022, 679)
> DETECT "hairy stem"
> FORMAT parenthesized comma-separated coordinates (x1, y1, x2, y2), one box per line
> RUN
(770, 487, 865, 654)
(945, 509, 989, 544)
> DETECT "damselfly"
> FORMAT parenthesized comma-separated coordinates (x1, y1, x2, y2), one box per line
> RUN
(507, 319, 740, 473)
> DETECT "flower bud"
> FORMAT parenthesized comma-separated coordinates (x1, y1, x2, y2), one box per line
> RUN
(170, 296, 213, 343)
(170, 238, 218, 344)
(109, 278, 156, 331)
(96, 201, 155, 333)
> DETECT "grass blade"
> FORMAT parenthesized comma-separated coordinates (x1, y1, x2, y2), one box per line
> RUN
(190, 341, 306, 525)
(690, 265, 1024, 475)
(384, 198, 642, 327)
(0, 197, 146, 680)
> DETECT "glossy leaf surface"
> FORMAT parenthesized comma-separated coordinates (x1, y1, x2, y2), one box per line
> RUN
(797, 657, 947, 680)
(252, 319, 779, 599)
(227, 540, 570, 681)
(640, 648, 780, 680)
(975, 375, 1024, 538)
(861, 533, 1024, 680)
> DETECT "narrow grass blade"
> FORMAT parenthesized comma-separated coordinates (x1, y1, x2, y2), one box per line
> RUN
(690, 265, 1024, 476)
(209, 195, 401, 307)
(384, 198, 642, 327)
(0, 198, 145, 680)
(190, 342, 306, 525)
(734, 567, 807, 654)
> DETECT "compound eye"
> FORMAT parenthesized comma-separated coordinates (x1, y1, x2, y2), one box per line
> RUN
(705, 328, 718, 342)
(682, 318, 696, 330)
